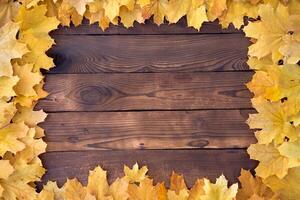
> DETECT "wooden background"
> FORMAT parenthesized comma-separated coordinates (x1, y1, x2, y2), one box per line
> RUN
(37, 18, 257, 187)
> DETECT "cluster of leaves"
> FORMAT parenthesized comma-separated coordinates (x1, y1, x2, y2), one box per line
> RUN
(31, 163, 276, 200)
(244, 2, 300, 199)
(0, 0, 300, 199)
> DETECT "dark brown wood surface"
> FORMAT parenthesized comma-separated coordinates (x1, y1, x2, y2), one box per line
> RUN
(39, 19, 256, 187)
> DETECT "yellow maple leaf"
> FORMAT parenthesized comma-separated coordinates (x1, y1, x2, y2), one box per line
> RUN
(119, 4, 144, 28)
(109, 177, 129, 200)
(141, 0, 168, 25)
(62, 0, 93, 16)
(156, 182, 168, 200)
(205, 0, 227, 21)
(0, 160, 14, 180)
(85, 0, 110, 30)
(219, 0, 259, 29)
(247, 97, 299, 145)
(264, 166, 300, 199)
(200, 175, 238, 200)
(0, 22, 28, 77)
(37, 189, 55, 200)
(137, 0, 151, 7)
(170, 171, 187, 195)
(124, 163, 148, 183)
(244, 3, 292, 62)
(17, 5, 59, 71)
(13, 106, 47, 127)
(188, 179, 205, 200)
(187, 5, 208, 30)
(0, 99, 16, 128)
(63, 178, 88, 200)
(0, 162, 45, 200)
(167, 189, 189, 200)
(236, 169, 277, 200)
(0, 0, 19, 28)
(0, 76, 19, 99)
(278, 139, 300, 160)
(103, 0, 135, 21)
(0, 122, 28, 157)
(248, 143, 300, 179)
(128, 178, 158, 199)
(87, 166, 110, 199)
(13, 63, 43, 97)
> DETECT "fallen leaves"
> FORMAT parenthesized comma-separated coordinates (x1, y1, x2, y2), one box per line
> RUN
(1, 0, 300, 200)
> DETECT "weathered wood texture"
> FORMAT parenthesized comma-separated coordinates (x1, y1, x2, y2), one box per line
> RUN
(48, 34, 250, 73)
(37, 72, 252, 111)
(52, 18, 241, 35)
(42, 110, 255, 151)
(40, 150, 256, 187)
(40, 19, 256, 187)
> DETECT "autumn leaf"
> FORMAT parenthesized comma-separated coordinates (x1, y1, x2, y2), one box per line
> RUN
(0, 99, 16, 128)
(247, 97, 299, 145)
(85, 0, 110, 30)
(0, 22, 28, 77)
(109, 178, 129, 200)
(119, 4, 144, 28)
(0, 0, 19, 27)
(264, 166, 300, 199)
(141, 0, 168, 25)
(17, 5, 59, 71)
(124, 163, 148, 183)
(205, 0, 227, 21)
(13, 106, 47, 127)
(63, 178, 87, 200)
(62, 0, 93, 15)
(0, 122, 28, 157)
(128, 178, 158, 199)
(200, 175, 238, 200)
(248, 143, 300, 179)
(13, 63, 43, 97)
(188, 179, 205, 200)
(236, 169, 277, 200)
(87, 166, 110, 199)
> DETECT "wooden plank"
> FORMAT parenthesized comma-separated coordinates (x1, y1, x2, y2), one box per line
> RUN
(47, 34, 250, 73)
(37, 72, 253, 112)
(52, 18, 241, 35)
(40, 150, 257, 188)
(41, 110, 255, 151)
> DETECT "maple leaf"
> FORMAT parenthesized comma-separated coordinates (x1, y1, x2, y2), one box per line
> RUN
(0, 0, 19, 27)
(128, 178, 158, 199)
(124, 163, 148, 183)
(43, 181, 64, 200)
(278, 139, 300, 160)
(200, 175, 238, 200)
(0, 22, 28, 77)
(119, 4, 144, 28)
(87, 166, 110, 199)
(0, 122, 28, 157)
(62, 0, 93, 16)
(13, 128, 47, 165)
(13, 63, 43, 97)
(188, 179, 205, 200)
(141, 0, 168, 25)
(85, 0, 110, 30)
(63, 178, 88, 200)
(244, 3, 297, 62)
(103, 0, 135, 22)
(13, 106, 47, 128)
(16, 5, 59, 71)
(219, 0, 259, 29)
(248, 143, 300, 179)
(0, 162, 45, 200)
(167, 189, 189, 200)
(37, 189, 55, 200)
(205, 0, 227, 21)
(0, 160, 14, 180)
(187, 5, 208, 30)
(0, 99, 16, 128)
(236, 169, 277, 200)
(264, 166, 300, 199)
(109, 177, 129, 200)
(156, 182, 168, 200)
(0, 76, 19, 99)
(247, 97, 299, 145)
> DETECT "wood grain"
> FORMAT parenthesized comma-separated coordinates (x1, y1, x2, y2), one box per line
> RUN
(40, 150, 257, 188)
(37, 72, 253, 112)
(47, 34, 250, 73)
(52, 18, 241, 35)
(41, 110, 255, 151)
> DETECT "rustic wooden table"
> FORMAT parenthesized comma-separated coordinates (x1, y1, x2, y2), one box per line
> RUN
(37, 18, 257, 187)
